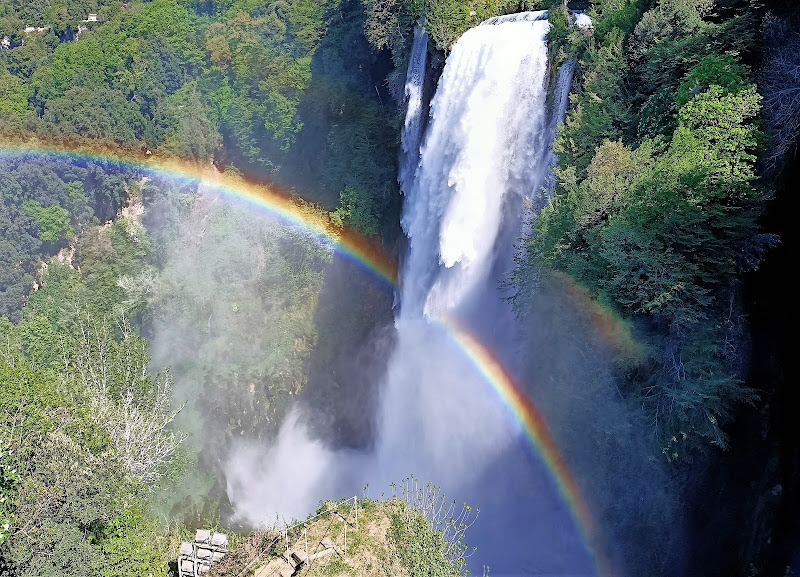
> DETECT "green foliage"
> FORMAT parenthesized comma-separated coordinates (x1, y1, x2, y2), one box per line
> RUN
(362, 0, 419, 57)
(195, 0, 340, 170)
(0, 71, 29, 117)
(0, 304, 179, 576)
(555, 24, 629, 176)
(425, 0, 498, 51)
(1, 0, 402, 306)
(387, 478, 477, 577)
(31, 37, 115, 102)
(647, 325, 757, 458)
(12, 0, 50, 25)
(95, 509, 163, 577)
(0, 358, 104, 575)
(155, 82, 220, 160)
(0, 443, 16, 546)
(17, 314, 63, 367)
(1, 35, 51, 79)
(517, 0, 771, 454)
(66, 180, 93, 224)
(23, 199, 74, 242)
(526, 83, 764, 444)
(75, 219, 154, 320)
(363, 0, 546, 53)
(43, 86, 147, 144)
(0, 0, 404, 570)
(332, 186, 379, 236)
(546, 4, 569, 63)
(389, 504, 456, 577)
(125, 0, 195, 55)
(674, 54, 748, 108)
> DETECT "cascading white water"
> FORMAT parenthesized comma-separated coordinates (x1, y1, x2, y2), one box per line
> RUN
(374, 18, 596, 573)
(226, 12, 595, 576)
(374, 11, 561, 479)
(399, 24, 428, 195)
(399, 12, 553, 318)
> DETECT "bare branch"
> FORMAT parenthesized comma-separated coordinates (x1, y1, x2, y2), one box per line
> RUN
(67, 314, 186, 486)
(759, 13, 800, 172)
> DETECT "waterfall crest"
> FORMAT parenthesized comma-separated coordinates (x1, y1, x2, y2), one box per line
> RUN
(481, 10, 549, 25)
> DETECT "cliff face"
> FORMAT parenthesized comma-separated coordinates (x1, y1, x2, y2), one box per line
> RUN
(683, 147, 793, 577)
(680, 1, 796, 570)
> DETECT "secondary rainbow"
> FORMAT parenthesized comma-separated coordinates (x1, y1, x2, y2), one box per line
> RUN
(1, 140, 612, 576)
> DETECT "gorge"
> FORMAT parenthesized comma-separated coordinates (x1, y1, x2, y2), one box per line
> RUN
(227, 11, 618, 576)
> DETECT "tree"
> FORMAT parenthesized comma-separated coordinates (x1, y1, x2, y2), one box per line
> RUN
(12, 0, 49, 25)
(125, 0, 196, 57)
(0, 72, 29, 118)
(674, 54, 748, 108)
(0, 357, 113, 577)
(332, 186, 379, 236)
(0, 308, 181, 576)
(155, 82, 220, 161)
(64, 315, 186, 485)
(42, 86, 146, 145)
(22, 200, 74, 243)
(759, 14, 800, 170)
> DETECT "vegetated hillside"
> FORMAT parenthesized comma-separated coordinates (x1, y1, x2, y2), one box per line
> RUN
(1, 0, 796, 575)
(0, 310, 184, 575)
(0, 0, 398, 539)
(0, 1, 402, 570)
(512, 0, 796, 574)
(210, 491, 475, 577)
(0, 0, 402, 317)
(512, 0, 773, 457)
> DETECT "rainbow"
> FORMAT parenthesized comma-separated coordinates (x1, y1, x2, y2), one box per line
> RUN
(436, 316, 615, 577)
(0, 140, 613, 577)
(0, 140, 398, 285)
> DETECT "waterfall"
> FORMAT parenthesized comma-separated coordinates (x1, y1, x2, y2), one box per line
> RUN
(399, 11, 555, 319)
(373, 12, 595, 574)
(226, 12, 594, 576)
(399, 25, 428, 195)
(535, 57, 576, 209)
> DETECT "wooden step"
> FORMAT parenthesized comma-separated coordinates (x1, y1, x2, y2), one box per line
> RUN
(292, 550, 308, 564)
(282, 552, 301, 568)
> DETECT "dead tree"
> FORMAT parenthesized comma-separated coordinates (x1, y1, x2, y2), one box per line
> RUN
(760, 13, 800, 173)
(65, 313, 186, 486)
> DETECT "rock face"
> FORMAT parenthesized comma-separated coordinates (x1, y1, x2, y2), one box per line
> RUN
(682, 145, 794, 577)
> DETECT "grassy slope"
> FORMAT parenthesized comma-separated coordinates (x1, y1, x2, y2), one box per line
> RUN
(209, 498, 428, 577)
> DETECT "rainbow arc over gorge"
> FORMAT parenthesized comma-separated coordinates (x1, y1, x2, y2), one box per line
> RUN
(1, 140, 614, 577)
(0, 140, 399, 285)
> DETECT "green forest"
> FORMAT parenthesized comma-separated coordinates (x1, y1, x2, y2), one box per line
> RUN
(0, 0, 796, 575)
(517, 0, 774, 456)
